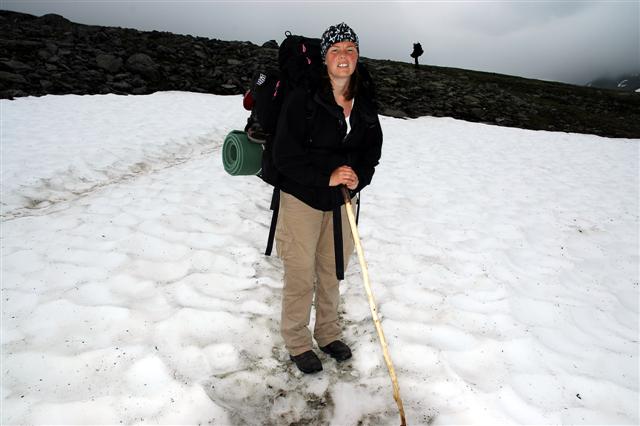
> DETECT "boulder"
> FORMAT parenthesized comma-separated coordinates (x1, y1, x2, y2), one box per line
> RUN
(262, 40, 278, 49)
(0, 71, 27, 84)
(0, 60, 32, 72)
(36, 13, 72, 27)
(96, 54, 123, 73)
(126, 53, 158, 78)
(381, 108, 407, 118)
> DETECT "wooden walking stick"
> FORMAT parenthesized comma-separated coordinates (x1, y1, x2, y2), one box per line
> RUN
(340, 186, 407, 426)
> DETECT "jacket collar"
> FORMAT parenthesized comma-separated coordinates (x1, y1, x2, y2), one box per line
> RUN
(313, 87, 378, 124)
(313, 90, 343, 119)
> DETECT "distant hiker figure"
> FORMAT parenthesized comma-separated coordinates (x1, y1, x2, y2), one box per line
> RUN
(410, 42, 424, 69)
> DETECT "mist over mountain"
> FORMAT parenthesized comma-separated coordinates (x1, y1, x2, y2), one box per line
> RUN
(587, 72, 640, 92)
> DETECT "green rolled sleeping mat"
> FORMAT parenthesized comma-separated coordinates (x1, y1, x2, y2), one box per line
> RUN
(222, 130, 262, 176)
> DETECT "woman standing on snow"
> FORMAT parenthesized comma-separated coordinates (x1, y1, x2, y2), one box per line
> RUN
(272, 22, 383, 374)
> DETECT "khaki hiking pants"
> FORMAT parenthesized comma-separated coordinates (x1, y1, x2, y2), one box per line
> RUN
(276, 191, 355, 356)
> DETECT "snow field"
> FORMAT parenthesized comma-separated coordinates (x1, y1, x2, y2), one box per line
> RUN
(1, 92, 638, 425)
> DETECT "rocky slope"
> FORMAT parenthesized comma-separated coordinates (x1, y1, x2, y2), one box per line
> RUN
(1, 10, 639, 138)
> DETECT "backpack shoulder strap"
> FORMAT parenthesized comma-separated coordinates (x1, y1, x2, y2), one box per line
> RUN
(265, 187, 280, 256)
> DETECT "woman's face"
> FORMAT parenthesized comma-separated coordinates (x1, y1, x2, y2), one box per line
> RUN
(325, 41, 358, 80)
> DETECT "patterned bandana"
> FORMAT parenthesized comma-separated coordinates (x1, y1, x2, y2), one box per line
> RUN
(320, 22, 359, 60)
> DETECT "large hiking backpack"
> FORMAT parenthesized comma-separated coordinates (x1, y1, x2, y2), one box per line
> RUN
(244, 32, 323, 186)
(242, 32, 323, 255)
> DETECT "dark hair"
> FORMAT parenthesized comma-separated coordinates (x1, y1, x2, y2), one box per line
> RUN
(320, 66, 360, 102)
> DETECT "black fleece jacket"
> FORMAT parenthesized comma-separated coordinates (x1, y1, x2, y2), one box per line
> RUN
(272, 83, 383, 211)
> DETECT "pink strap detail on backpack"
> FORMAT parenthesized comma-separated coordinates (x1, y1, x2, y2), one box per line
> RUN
(273, 80, 280, 97)
(301, 43, 312, 64)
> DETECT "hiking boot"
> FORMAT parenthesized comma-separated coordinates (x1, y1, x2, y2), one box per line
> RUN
(289, 350, 323, 374)
(320, 340, 352, 361)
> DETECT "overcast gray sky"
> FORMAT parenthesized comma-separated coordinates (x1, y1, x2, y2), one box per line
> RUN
(4, 0, 639, 85)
